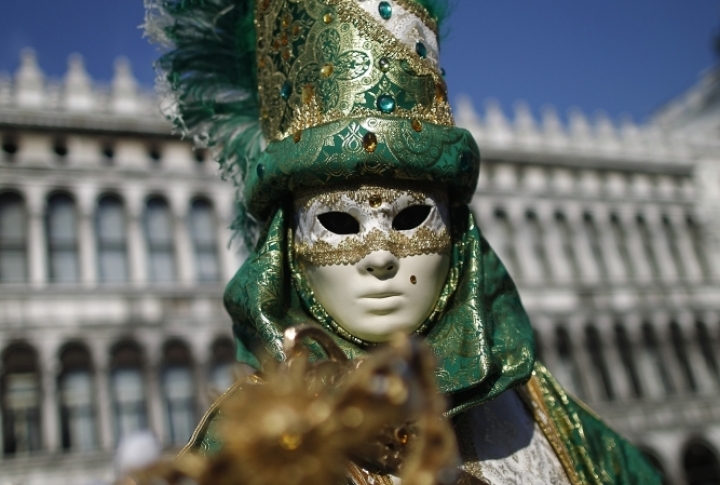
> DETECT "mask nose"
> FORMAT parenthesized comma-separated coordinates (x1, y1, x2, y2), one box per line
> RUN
(358, 251, 399, 280)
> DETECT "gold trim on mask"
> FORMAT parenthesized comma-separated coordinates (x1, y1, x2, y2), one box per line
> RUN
(295, 225, 451, 266)
(296, 185, 431, 211)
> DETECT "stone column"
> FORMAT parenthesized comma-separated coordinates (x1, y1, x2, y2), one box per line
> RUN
(623, 315, 665, 400)
(25, 185, 48, 288)
(75, 184, 98, 287)
(474, 199, 518, 279)
(566, 207, 601, 285)
(693, 158, 720, 279)
(677, 312, 716, 395)
(536, 205, 573, 285)
(651, 433, 685, 485)
(90, 339, 114, 451)
(666, 207, 703, 283)
(595, 315, 632, 401)
(212, 191, 239, 283)
(593, 206, 627, 284)
(507, 203, 543, 285)
(643, 207, 679, 284)
(124, 186, 148, 287)
(168, 187, 195, 286)
(651, 313, 685, 395)
(39, 342, 60, 453)
(145, 340, 166, 445)
(189, 332, 212, 416)
(616, 206, 654, 284)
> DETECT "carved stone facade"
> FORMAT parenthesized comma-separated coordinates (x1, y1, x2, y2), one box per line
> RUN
(0, 51, 242, 485)
(1, 51, 719, 484)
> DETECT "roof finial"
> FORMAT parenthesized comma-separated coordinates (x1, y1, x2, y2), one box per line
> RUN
(64, 53, 95, 111)
(15, 48, 45, 108)
(112, 56, 138, 114)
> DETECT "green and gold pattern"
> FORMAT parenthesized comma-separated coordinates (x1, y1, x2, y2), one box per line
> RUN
(247, 117, 479, 218)
(224, 204, 536, 401)
(256, 0, 451, 142)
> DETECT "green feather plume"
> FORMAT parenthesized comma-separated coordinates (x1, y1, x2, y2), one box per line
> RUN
(144, 0, 262, 248)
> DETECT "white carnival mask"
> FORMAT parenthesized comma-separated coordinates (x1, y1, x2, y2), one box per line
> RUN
(294, 185, 451, 343)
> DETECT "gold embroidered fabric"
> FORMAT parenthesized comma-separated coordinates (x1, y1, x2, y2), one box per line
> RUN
(255, 0, 453, 143)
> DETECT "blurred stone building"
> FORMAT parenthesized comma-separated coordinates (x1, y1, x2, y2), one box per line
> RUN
(0, 50, 241, 484)
(1, 49, 720, 484)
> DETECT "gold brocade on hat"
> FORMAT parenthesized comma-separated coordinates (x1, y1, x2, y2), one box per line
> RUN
(255, 0, 453, 142)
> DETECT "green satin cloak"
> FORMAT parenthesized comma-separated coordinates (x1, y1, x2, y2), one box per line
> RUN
(197, 203, 661, 484)
(223, 204, 535, 408)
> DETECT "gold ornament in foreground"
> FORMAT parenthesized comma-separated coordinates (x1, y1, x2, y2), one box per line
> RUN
(118, 327, 459, 485)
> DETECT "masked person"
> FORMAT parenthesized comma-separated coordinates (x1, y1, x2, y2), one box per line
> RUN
(145, 0, 661, 483)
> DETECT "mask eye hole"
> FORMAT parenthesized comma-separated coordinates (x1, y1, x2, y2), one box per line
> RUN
(317, 212, 360, 235)
(392, 205, 431, 231)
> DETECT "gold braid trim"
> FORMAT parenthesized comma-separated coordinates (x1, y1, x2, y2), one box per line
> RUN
(295, 226, 451, 266)
(518, 375, 583, 485)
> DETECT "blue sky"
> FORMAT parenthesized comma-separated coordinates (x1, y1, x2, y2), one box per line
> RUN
(0, 1, 717, 124)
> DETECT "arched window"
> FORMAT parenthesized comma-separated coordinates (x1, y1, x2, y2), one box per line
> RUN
(46, 193, 79, 283)
(2, 343, 41, 455)
(58, 343, 96, 451)
(189, 199, 220, 282)
(683, 440, 720, 485)
(144, 197, 176, 283)
(96, 195, 128, 283)
(210, 337, 235, 393)
(0, 192, 27, 283)
(586, 326, 614, 400)
(161, 341, 195, 446)
(110, 342, 147, 441)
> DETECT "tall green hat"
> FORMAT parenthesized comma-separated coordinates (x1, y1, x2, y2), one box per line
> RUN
(146, 0, 534, 412)
(145, 0, 479, 234)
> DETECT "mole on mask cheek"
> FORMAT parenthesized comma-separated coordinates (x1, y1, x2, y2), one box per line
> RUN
(293, 186, 451, 343)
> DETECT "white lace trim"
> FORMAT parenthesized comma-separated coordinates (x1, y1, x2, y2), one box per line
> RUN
(355, 0, 440, 68)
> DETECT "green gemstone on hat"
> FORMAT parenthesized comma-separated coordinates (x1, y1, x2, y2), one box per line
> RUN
(415, 41, 427, 58)
(376, 95, 396, 114)
(280, 81, 292, 100)
(378, 1, 392, 20)
(256, 163, 265, 180)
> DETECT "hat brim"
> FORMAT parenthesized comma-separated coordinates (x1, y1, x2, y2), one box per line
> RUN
(246, 117, 480, 219)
